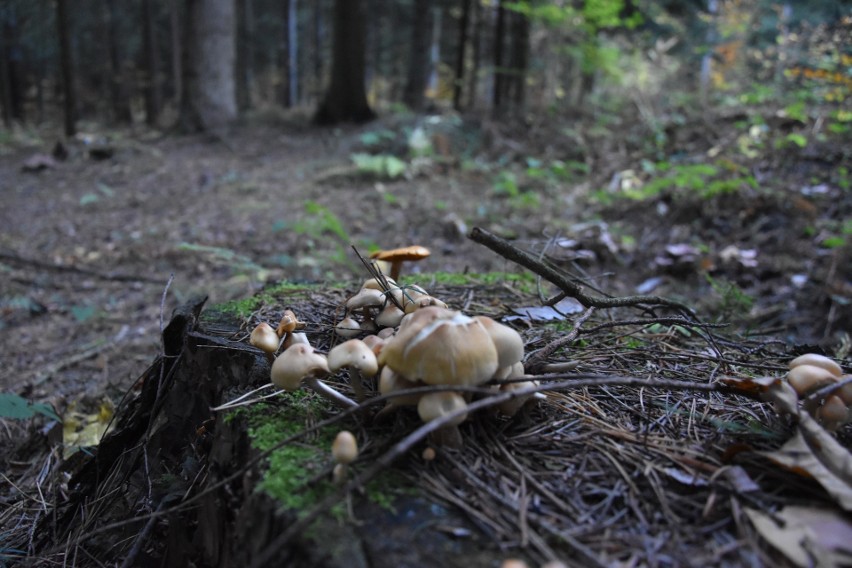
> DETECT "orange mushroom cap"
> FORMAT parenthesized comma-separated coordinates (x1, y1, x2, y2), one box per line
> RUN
(370, 246, 431, 262)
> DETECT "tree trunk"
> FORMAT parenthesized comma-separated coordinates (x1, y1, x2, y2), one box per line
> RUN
(56, 0, 76, 136)
(402, 0, 432, 111)
(312, 0, 323, 102)
(314, 0, 375, 125)
(467, 0, 481, 109)
(235, 0, 253, 111)
(492, 0, 506, 115)
(452, 0, 471, 111)
(104, 0, 133, 123)
(181, 0, 238, 131)
(142, 0, 161, 125)
(279, 0, 291, 108)
(508, 8, 529, 109)
(0, 19, 14, 127)
(170, 0, 183, 102)
(288, 0, 298, 105)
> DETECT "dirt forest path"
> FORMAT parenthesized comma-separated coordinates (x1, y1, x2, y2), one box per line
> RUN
(0, 119, 499, 403)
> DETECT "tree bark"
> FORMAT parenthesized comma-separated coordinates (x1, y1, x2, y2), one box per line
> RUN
(278, 0, 291, 108)
(104, 0, 133, 123)
(492, 0, 506, 115)
(235, 0, 253, 111)
(170, 0, 182, 102)
(312, 0, 323, 102)
(181, 0, 238, 131)
(142, 0, 161, 125)
(402, 0, 432, 111)
(288, 0, 298, 105)
(314, 0, 375, 125)
(0, 18, 14, 127)
(466, 0, 481, 109)
(508, 8, 529, 109)
(452, 0, 471, 111)
(56, 0, 76, 136)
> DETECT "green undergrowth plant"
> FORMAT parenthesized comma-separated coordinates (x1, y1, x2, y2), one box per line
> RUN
(592, 160, 758, 205)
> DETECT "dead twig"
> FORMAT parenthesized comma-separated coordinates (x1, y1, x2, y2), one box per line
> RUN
(468, 227, 696, 317)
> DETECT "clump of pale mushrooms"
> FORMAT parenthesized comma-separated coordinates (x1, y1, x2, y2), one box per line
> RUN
(245, 265, 535, 451)
(785, 353, 850, 430)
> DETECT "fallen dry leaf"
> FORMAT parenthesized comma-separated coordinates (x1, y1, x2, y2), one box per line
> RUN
(746, 505, 852, 567)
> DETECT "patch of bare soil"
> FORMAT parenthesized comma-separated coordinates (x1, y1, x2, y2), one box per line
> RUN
(0, 109, 849, 566)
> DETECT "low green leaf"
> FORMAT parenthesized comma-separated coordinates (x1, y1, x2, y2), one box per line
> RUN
(0, 393, 60, 421)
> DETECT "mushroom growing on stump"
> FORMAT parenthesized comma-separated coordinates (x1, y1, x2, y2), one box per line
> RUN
(328, 339, 379, 402)
(370, 246, 431, 280)
(250, 322, 279, 362)
(276, 309, 306, 350)
(418, 391, 469, 449)
(331, 430, 359, 484)
(270, 344, 357, 409)
(378, 306, 499, 387)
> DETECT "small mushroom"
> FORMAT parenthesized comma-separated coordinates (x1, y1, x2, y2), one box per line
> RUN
(335, 315, 362, 339)
(376, 303, 405, 328)
(250, 322, 280, 361)
(331, 430, 359, 484)
(276, 310, 306, 350)
(474, 315, 525, 368)
(328, 339, 379, 401)
(789, 353, 843, 377)
(370, 246, 431, 280)
(376, 366, 424, 419)
(270, 344, 357, 409)
(418, 391, 469, 448)
(787, 364, 838, 397)
(817, 395, 850, 431)
(494, 362, 542, 417)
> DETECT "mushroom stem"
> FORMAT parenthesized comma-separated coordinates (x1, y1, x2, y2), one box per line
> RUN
(303, 377, 358, 409)
(389, 261, 403, 280)
(348, 367, 366, 402)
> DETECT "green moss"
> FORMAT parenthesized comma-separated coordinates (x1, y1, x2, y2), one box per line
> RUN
(242, 393, 415, 516)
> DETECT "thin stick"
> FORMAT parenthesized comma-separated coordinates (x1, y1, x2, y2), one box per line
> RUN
(469, 227, 696, 317)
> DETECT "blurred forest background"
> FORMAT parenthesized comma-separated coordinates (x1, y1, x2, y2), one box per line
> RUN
(0, 0, 848, 131)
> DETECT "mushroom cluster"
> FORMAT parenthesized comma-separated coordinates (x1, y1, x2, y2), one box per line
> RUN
(248, 255, 533, 449)
(785, 353, 851, 430)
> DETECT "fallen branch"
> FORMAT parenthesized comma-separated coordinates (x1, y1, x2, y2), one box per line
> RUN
(468, 227, 695, 317)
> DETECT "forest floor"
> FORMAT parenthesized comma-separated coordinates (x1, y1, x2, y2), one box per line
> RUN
(0, 105, 850, 565)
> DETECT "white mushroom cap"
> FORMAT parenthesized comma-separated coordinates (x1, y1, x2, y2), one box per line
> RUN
(417, 391, 468, 427)
(475, 315, 525, 369)
(361, 276, 396, 291)
(346, 288, 385, 310)
(328, 339, 379, 377)
(403, 295, 449, 314)
(376, 303, 406, 328)
(270, 344, 330, 391)
(335, 316, 362, 339)
(361, 334, 385, 356)
(331, 430, 359, 465)
(250, 322, 280, 354)
(790, 353, 843, 377)
(378, 307, 499, 386)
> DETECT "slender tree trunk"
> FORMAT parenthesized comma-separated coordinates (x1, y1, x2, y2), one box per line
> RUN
(314, 0, 375, 125)
(312, 0, 323, 102)
(235, 0, 253, 111)
(402, 0, 432, 111)
(288, 0, 298, 105)
(467, 0, 481, 109)
(0, 19, 14, 127)
(56, 0, 76, 136)
(492, 0, 506, 114)
(509, 9, 529, 109)
(170, 0, 182, 102)
(142, 0, 161, 125)
(279, 0, 291, 108)
(181, 0, 237, 131)
(105, 0, 133, 123)
(453, 0, 471, 111)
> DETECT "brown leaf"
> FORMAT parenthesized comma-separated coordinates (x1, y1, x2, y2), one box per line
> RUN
(746, 506, 852, 567)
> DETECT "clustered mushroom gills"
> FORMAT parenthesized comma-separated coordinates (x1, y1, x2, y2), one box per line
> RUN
(786, 353, 851, 430)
